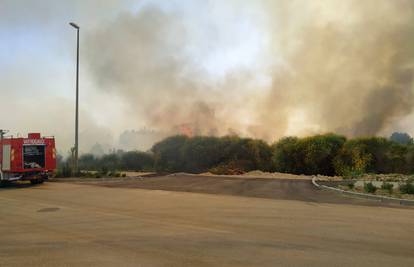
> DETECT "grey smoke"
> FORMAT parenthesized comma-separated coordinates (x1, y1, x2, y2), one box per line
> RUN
(2, 0, 413, 153)
(85, 0, 414, 142)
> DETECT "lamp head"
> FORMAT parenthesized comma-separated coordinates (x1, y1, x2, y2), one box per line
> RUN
(69, 22, 79, 29)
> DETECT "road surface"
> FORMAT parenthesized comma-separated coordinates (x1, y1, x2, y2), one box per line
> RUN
(81, 175, 410, 207)
(1, 176, 414, 266)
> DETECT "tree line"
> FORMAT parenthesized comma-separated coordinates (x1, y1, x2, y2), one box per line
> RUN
(58, 132, 414, 177)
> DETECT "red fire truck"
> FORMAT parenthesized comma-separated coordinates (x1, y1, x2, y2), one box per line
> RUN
(0, 132, 56, 184)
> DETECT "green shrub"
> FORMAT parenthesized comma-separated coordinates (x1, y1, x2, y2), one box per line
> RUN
(152, 135, 188, 172)
(381, 182, 394, 193)
(273, 134, 346, 176)
(78, 154, 98, 171)
(364, 182, 377, 193)
(78, 171, 95, 178)
(120, 151, 154, 171)
(333, 140, 372, 176)
(55, 164, 73, 178)
(400, 182, 414, 194)
(100, 167, 108, 176)
(106, 171, 121, 177)
(347, 182, 355, 189)
(122, 173, 127, 177)
(152, 135, 272, 173)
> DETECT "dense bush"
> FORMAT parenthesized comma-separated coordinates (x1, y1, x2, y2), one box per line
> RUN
(404, 146, 414, 174)
(272, 134, 346, 176)
(57, 133, 414, 177)
(381, 182, 394, 193)
(333, 139, 372, 177)
(272, 137, 300, 174)
(347, 182, 355, 189)
(271, 134, 414, 177)
(216, 136, 273, 172)
(400, 181, 414, 194)
(364, 182, 377, 193)
(54, 162, 73, 178)
(180, 136, 225, 173)
(78, 154, 97, 171)
(152, 135, 273, 173)
(333, 137, 413, 176)
(120, 151, 154, 171)
(60, 150, 155, 174)
(152, 135, 188, 172)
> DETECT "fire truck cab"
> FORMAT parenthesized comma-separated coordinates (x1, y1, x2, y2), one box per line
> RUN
(0, 133, 56, 184)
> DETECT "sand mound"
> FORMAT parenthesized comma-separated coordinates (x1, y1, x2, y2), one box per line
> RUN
(170, 170, 341, 180)
(242, 171, 311, 179)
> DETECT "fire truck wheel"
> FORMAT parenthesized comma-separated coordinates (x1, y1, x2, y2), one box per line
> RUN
(30, 179, 44, 185)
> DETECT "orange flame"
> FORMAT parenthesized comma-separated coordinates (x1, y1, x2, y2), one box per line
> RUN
(179, 124, 193, 137)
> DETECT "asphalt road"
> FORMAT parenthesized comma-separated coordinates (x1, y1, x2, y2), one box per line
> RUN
(82, 175, 409, 207)
(1, 177, 414, 266)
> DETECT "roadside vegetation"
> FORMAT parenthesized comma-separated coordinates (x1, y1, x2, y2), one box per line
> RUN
(338, 179, 414, 200)
(55, 150, 153, 178)
(56, 132, 414, 179)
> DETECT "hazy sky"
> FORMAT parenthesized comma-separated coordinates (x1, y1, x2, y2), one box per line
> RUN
(1, 0, 413, 154)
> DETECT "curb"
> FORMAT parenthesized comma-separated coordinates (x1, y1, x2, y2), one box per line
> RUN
(312, 177, 414, 206)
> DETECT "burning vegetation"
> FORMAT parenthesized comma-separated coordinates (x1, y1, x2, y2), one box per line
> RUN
(57, 132, 414, 178)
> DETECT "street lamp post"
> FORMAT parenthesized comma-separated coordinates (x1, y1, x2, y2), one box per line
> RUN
(69, 22, 80, 173)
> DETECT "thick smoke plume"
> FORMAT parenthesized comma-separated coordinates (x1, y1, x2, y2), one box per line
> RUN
(261, 0, 414, 138)
(85, 0, 414, 142)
